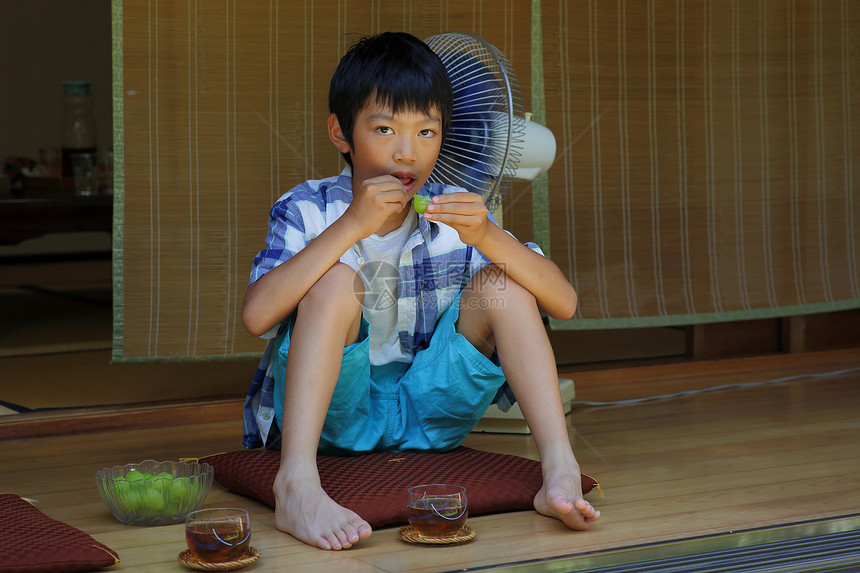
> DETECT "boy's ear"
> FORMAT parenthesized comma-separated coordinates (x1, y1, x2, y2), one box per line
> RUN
(327, 113, 351, 154)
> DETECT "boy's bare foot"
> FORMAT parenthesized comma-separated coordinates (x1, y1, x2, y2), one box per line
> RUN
(274, 469, 372, 550)
(533, 467, 600, 530)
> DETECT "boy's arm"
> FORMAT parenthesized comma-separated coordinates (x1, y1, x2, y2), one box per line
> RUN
(242, 175, 410, 337)
(424, 192, 577, 320)
(474, 224, 577, 320)
(242, 214, 362, 337)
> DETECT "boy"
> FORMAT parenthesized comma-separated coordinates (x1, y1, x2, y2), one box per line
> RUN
(241, 32, 599, 551)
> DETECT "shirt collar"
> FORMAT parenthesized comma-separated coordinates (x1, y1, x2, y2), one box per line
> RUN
(336, 165, 353, 192)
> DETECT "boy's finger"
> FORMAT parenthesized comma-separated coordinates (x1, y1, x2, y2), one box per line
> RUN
(361, 178, 408, 204)
(426, 201, 483, 215)
(361, 174, 409, 193)
(431, 191, 481, 204)
(423, 212, 481, 226)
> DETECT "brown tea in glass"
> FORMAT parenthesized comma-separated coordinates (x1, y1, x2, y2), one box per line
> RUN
(185, 508, 251, 563)
(406, 484, 468, 538)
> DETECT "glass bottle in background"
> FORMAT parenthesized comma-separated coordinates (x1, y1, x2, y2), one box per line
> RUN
(61, 80, 97, 178)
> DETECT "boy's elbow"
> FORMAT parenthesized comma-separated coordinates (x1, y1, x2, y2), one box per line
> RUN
(244, 324, 266, 339)
(565, 290, 578, 319)
(241, 304, 268, 338)
(242, 314, 263, 338)
(241, 283, 275, 337)
(550, 290, 577, 321)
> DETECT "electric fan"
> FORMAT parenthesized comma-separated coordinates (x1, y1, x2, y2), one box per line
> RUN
(425, 32, 556, 213)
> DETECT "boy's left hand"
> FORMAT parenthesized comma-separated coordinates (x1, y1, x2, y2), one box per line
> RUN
(424, 192, 491, 246)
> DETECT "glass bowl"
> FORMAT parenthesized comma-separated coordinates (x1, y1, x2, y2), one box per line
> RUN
(95, 459, 213, 526)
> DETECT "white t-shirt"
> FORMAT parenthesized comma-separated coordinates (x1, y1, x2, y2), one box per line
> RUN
(354, 213, 417, 365)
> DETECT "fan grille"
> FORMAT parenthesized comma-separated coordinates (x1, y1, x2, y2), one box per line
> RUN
(425, 33, 526, 213)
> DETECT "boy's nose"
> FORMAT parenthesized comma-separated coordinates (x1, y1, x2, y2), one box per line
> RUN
(394, 139, 416, 164)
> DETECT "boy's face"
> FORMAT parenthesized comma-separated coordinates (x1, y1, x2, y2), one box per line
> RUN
(346, 102, 443, 198)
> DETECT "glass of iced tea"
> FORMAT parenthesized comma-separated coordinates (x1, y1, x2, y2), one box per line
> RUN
(185, 508, 251, 563)
(406, 484, 468, 538)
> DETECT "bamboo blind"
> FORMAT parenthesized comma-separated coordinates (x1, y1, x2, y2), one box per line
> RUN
(113, 0, 859, 360)
(534, 0, 859, 328)
(112, 0, 531, 360)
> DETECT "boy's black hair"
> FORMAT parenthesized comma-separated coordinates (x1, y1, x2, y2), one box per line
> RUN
(329, 32, 453, 166)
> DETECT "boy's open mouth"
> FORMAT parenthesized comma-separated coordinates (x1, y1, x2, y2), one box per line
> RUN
(392, 172, 416, 189)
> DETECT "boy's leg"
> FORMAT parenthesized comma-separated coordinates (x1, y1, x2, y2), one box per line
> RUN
(456, 265, 600, 530)
(273, 262, 373, 550)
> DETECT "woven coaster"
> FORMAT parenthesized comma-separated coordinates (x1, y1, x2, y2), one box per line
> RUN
(177, 546, 260, 571)
(397, 525, 476, 545)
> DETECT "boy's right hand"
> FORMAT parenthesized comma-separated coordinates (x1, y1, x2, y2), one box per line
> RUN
(345, 175, 409, 238)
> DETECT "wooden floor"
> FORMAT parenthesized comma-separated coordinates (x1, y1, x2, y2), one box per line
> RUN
(2, 348, 859, 572)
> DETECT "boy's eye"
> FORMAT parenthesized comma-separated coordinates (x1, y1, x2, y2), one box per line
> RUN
(419, 129, 436, 137)
(377, 126, 393, 135)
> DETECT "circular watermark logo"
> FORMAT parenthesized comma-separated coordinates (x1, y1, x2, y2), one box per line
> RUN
(354, 260, 399, 311)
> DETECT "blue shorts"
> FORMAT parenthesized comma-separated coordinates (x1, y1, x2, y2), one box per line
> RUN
(272, 292, 507, 454)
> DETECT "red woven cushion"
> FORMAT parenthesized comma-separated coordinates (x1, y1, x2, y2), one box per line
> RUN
(202, 447, 598, 528)
(0, 494, 120, 573)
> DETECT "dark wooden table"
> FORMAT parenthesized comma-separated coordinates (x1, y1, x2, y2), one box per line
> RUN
(0, 187, 113, 245)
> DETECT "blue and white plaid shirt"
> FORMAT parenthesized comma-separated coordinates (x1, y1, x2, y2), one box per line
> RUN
(242, 168, 539, 449)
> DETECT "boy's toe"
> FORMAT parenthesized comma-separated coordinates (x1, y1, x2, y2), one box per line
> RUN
(353, 520, 373, 541)
(551, 494, 574, 515)
(327, 532, 346, 550)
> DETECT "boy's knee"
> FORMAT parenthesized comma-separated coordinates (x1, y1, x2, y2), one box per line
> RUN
(297, 264, 364, 345)
(300, 263, 364, 312)
(457, 266, 537, 357)
(464, 265, 535, 308)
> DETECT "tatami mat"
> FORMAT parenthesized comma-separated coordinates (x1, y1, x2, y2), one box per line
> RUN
(0, 349, 257, 410)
